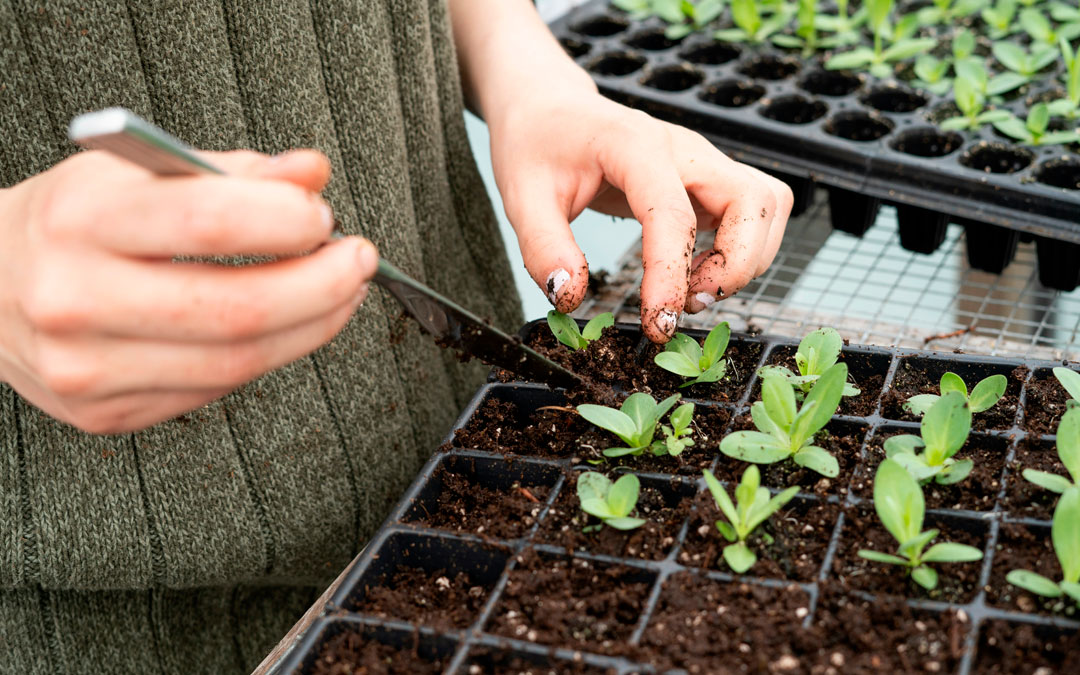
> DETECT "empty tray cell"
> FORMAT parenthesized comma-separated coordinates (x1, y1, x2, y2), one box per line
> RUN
(1036, 236, 1080, 292)
(559, 37, 591, 59)
(536, 472, 696, 561)
(987, 521, 1078, 618)
(679, 493, 841, 581)
(570, 14, 629, 37)
(1035, 157, 1080, 190)
(301, 621, 457, 674)
(678, 40, 741, 65)
(829, 506, 988, 603)
(637, 572, 811, 672)
(852, 427, 1009, 512)
(827, 187, 880, 237)
(400, 454, 560, 540)
(698, 78, 765, 108)
(756, 342, 891, 417)
(1021, 366, 1076, 436)
(586, 50, 645, 76)
(487, 550, 656, 651)
(737, 54, 800, 80)
(638, 333, 765, 403)
(798, 68, 863, 97)
(623, 27, 681, 51)
(340, 531, 508, 629)
(460, 646, 612, 674)
(882, 355, 1025, 431)
(960, 219, 1021, 274)
(640, 64, 704, 92)
(759, 95, 828, 124)
(895, 204, 949, 254)
(1001, 436, 1065, 521)
(960, 141, 1035, 174)
(859, 83, 929, 113)
(823, 111, 894, 142)
(890, 127, 963, 157)
(974, 619, 1080, 673)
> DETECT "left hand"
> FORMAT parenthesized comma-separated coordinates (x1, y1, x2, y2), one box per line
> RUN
(489, 91, 792, 344)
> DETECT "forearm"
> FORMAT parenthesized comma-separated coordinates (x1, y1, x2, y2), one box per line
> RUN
(448, 0, 597, 123)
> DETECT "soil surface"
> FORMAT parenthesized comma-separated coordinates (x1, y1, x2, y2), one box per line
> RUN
(755, 346, 886, 417)
(830, 506, 986, 603)
(850, 429, 1007, 511)
(639, 337, 764, 402)
(881, 360, 1025, 431)
(985, 522, 1079, 618)
(1023, 369, 1075, 435)
(498, 325, 645, 391)
(678, 491, 840, 581)
(488, 550, 652, 653)
(709, 414, 869, 496)
(308, 630, 447, 674)
(974, 619, 1080, 673)
(351, 567, 493, 630)
(536, 473, 693, 561)
(1000, 437, 1062, 520)
(406, 463, 550, 540)
(462, 648, 612, 674)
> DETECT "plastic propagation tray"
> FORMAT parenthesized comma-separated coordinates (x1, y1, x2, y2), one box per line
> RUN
(548, 1, 1080, 292)
(279, 321, 1080, 674)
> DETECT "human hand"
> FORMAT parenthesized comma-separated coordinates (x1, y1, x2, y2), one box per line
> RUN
(0, 149, 375, 434)
(489, 92, 791, 343)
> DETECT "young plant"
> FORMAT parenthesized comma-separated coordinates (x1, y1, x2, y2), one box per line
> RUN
(720, 363, 847, 477)
(992, 42, 1059, 83)
(702, 466, 799, 572)
(902, 371, 1008, 417)
(577, 392, 681, 457)
(547, 311, 613, 350)
(1019, 7, 1080, 47)
(1047, 38, 1080, 119)
(757, 327, 859, 399)
(917, 0, 990, 26)
(611, 0, 657, 19)
(1023, 406, 1080, 493)
(1006, 487, 1080, 606)
(858, 459, 984, 590)
(772, 0, 836, 55)
(913, 55, 952, 95)
(654, 402, 696, 457)
(577, 472, 646, 532)
(1054, 366, 1080, 407)
(885, 391, 973, 485)
(654, 322, 731, 388)
(981, 0, 1019, 39)
(825, 0, 936, 79)
(715, 0, 795, 44)
(993, 104, 1080, 146)
(653, 0, 725, 39)
(952, 57, 1026, 100)
(815, 0, 866, 46)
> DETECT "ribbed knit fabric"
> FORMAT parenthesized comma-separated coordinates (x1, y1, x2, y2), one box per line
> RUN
(0, 1, 522, 672)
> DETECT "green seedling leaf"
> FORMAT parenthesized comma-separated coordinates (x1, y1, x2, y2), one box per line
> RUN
(1054, 367, 1080, 403)
(882, 38, 937, 61)
(911, 565, 939, 590)
(724, 542, 758, 573)
(904, 394, 941, 417)
(656, 323, 732, 386)
(578, 405, 638, 446)
(827, 47, 876, 70)
(968, 374, 1007, 412)
(705, 466, 797, 573)
(582, 313, 614, 341)
(702, 322, 731, 367)
(921, 541, 984, 563)
(720, 431, 792, 463)
(921, 391, 972, 465)
(577, 471, 612, 503)
(858, 550, 910, 565)
(793, 445, 840, 477)
(1028, 103, 1051, 135)
(579, 393, 681, 456)
(937, 458, 974, 485)
(940, 372, 967, 396)
(607, 473, 640, 516)
(1007, 569, 1065, 597)
(1053, 488, 1080, 583)
(1023, 469, 1076, 493)
(547, 310, 586, 349)
(576, 471, 645, 531)
(655, 352, 701, 377)
(605, 516, 647, 530)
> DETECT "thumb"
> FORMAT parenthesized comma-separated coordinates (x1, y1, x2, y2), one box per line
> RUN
(204, 149, 333, 193)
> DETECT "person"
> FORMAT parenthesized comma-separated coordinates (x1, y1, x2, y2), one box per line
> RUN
(0, 1, 791, 672)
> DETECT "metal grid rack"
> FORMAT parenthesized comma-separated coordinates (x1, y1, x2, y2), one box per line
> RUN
(577, 195, 1080, 361)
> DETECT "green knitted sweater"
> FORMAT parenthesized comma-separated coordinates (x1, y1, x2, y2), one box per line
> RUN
(0, 1, 521, 672)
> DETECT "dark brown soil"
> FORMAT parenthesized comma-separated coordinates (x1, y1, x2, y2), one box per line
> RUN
(309, 631, 447, 674)
(710, 415, 869, 496)
(450, 395, 730, 475)
(462, 648, 613, 674)
(1000, 437, 1062, 520)
(755, 346, 886, 417)
(536, 474, 693, 561)
(351, 567, 493, 630)
(850, 430, 1007, 511)
(405, 464, 549, 540)
(678, 491, 840, 581)
(986, 522, 1078, 618)
(498, 325, 645, 391)
(488, 551, 653, 652)
(974, 619, 1080, 673)
(1022, 369, 1075, 435)
(881, 360, 1025, 431)
(830, 506, 986, 603)
(639, 337, 764, 402)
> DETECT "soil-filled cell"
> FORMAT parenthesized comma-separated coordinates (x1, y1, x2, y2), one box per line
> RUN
(974, 620, 1080, 674)
(586, 51, 646, 76)
(1021, 367, 1076, 436)
(679, 40, 741, 65)
(699, 78, 766, 107)
(986, 521, 1079, 618)
(571, 14, 629, 37)
(754, 343, 891, 417)
(859, 83, 929, 112)
(306, 623, 456, 675)
(640, 335, 765, 402)
(960, 142, 1035, 174)
(798, 69, 863, 97)
(461, 647, 614, 674)
(1033, 158, 1080, 190)
(496, 321, 642, 390)
(488, 551, 655, 652)
(824, 111, 894, 141)
(737, 54, 800, 80)
(760, 95, 828, 124)
(640, 64, 704, 92)
(1000, 437, 1065, 521)
(623, 27, 681, 51)
(890, 127, 963, 157)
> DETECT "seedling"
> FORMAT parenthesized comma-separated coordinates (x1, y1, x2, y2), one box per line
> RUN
(993, 104, 1080, 146)
(992, 42, 1058, 83)
(654, 402, 696, 457)
(702, 466, 799, 573)
(547, 311, 614, 350)
(952, 57, 1026, 100)
(1018, 7, 1080, 47)
(902, 371, 1007, 417)
(611, 0, 657, 19)
(815, 0, 866, 46)
(858, 459, 984, 590)
(1054, 367, 1080, 407)
(886, 391, 973, 485)
(1047, 38, 1080, 119)
(577, 392, 681, 457)
(577, 472, 646, 532)
(913, 55, 952, 96)
(654, 322, 731, 388)
(715, 0, 795, 44)
(757, 327, 859, 399)
(1006, 487, 1080, 607)
(981, 0, 1019, 39)
(772, 0, 846, 55)
(825, 0, 936, 78)
(720, 363, 847, 477)
(653, 0, 725, 39)
(916, 0, 990, 26)
(1023, 407, 1080, 494)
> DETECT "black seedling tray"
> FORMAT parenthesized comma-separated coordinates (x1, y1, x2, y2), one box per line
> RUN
(279, 321, 1080, 673)
(549, 1, 1080, 291)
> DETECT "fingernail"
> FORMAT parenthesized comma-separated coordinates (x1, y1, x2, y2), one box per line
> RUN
(320, 203, 334, 232)
(269, 152, 288, 164)
(656, 309, 678, 338)
(694, 292, 717, 309)
(545, 268, 571, 306)
(353, 282, 370, 307)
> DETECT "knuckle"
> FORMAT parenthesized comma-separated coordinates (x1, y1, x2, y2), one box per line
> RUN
(179, 196, 234, 251)
(216, 298, 271, 340)
(218, 343, 266, 385)
(773, 180, 795, 216)
(19, 276, 91, 334)
(36, 345, 100, 398)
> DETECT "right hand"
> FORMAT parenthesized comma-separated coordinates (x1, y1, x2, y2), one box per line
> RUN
(0, 149, 376, 434)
